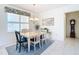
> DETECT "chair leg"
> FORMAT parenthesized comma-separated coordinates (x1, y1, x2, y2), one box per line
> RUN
(40, 40, 42, 47)
(41, 40, 43, 48)
(45, 40, 46, 44)
(34, 44, 36, 51)
(39, 43, 41, 48)
(42, 40, 45, 48)
(16, 43, 18, 50)
(19, 43, 21, 53)
(22, 43, 25, 51)
(44, 40, 45, 44)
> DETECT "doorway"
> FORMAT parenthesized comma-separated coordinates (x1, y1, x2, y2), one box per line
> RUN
(65, 11, 79, 39)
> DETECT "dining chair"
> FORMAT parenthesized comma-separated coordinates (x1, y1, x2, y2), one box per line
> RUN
(30, 35, 41, 51)
(15, 31, 28, 52)
(40, 34, 47, 47)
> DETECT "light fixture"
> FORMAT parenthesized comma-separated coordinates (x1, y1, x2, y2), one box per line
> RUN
(30, 16, 39, 21)
(30, 4, 39, 21)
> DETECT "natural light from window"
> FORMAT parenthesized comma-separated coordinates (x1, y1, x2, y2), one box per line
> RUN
(7, 13, 29, 32)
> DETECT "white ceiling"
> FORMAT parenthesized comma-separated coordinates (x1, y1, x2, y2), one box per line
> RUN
(11, 4, 67, 13)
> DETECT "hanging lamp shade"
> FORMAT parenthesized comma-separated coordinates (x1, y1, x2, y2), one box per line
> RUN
(30, 16, 39, 21)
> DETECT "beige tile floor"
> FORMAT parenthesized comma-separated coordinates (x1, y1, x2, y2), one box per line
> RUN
(0, 38, 79, 55)
(64, 38, 79, 54)
(41, 40, 64, 55)
(42, 38, 79, 55)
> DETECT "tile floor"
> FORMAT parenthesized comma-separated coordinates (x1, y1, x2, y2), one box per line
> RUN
(0, 38, 79, 55)
(42, 38, 79, 55)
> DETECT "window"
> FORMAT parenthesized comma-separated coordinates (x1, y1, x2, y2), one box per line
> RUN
(20, 15, 29, 30)
(7, 13, 29, 32)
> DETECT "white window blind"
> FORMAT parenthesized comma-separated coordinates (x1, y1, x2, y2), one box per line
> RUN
(7, 13, 29, 32)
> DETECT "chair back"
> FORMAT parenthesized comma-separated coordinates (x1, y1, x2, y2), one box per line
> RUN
(15, 31, 21, 42)
(43, 33, 48, 40)
(40, 34, 47, 40)
(40, 34, 44, 39)
(35, 35, 40, 42)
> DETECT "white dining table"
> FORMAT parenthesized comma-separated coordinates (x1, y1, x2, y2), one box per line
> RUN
(21, 31, 44, 52)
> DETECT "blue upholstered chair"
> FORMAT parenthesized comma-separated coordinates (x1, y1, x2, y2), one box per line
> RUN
(15, 31, 28, 52)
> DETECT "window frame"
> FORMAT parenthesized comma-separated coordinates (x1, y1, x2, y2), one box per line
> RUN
(7, 12, 29, 32)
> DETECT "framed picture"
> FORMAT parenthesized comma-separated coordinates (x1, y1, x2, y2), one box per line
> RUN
(42, 17, 54, 26)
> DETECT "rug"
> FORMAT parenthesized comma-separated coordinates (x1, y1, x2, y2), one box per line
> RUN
(6, 39, 54, 55)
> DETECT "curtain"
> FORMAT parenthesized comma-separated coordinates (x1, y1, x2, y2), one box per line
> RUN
(5, 7, 30, 16)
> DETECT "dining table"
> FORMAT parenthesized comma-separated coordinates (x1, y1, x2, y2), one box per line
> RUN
(21, 31, 45, 52)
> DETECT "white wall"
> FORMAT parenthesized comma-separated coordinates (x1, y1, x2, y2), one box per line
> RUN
(0, 4, 38, 45)
(39, 4, 79, 41)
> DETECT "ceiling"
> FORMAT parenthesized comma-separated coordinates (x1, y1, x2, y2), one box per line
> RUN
(11, 4, 67, 14)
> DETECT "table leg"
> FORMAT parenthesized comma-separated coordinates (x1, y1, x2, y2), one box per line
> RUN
(28, 38, 30, 52)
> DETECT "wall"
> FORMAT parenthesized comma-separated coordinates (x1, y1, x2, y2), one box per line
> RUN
(0, 4, 38, 46)
(66, 11, 79, 38)
(29, 20, 40, 31)
(39, 4, 79, 41)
